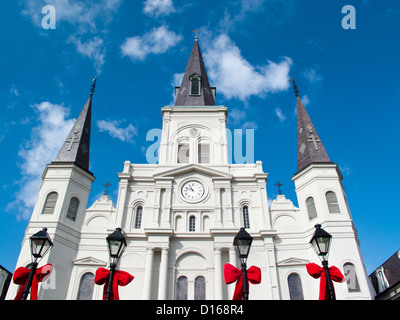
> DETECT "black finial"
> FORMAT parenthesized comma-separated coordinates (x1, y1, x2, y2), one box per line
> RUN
(289, 77, 299, 97)
(91, 76, 98, 96)
(274, 181, 283, 195)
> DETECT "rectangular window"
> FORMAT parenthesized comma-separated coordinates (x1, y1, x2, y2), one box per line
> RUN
(190, 77, 201, 95)
(178, 143, 190, 163)
(198, 143, 210, 164)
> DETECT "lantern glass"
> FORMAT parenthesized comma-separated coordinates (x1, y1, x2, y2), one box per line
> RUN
(233, 228, 253, 263)
(30, 228, 53, 260)
(310, 224, 332, 258)
(106, 228, 127, 261)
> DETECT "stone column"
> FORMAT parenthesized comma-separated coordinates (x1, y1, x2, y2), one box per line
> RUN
(214, 247, 223, 300)
(142, 247, 154, 300)
(158, 248, 169, 300)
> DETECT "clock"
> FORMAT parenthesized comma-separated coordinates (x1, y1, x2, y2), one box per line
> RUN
(181, 181, 204, 200)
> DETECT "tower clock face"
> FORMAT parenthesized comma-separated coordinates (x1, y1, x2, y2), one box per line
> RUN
(181, 181, 204, 200)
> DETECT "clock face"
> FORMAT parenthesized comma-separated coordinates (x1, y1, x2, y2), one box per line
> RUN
(181, 181, 204, 200)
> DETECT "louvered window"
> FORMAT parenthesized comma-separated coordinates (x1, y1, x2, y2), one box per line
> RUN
(66, 197, 79, 221)
(198, 143, 210, 164)
(326, 191, 340, 213)
(42, 192, 58, 215)
(178, 143, 190, 163)
(306, 197, 317, 220)
(190, 75, 201, 95)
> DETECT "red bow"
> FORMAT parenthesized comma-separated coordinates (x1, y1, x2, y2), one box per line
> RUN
(306, 263, 345, 300)
(13, 264, 53, 300)
(95, 267, 134, 300)
(223, 263, 261, 300)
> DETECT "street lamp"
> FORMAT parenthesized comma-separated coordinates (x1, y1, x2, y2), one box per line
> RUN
(105, 228, 127, 300)
(233, 227, 253, 300)
(21, 227, 53, 300)
(309, 224, 335, 300)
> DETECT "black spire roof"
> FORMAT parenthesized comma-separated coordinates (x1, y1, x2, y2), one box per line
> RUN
(290, 79, 332, 172)
(53, 78, 96, 173)
(174, 38, 216, 106)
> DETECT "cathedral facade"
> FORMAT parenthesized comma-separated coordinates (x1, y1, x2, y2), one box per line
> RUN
(7, 38, 374, 300)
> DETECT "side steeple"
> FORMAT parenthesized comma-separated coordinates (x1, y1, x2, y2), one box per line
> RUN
(290, 78, 331, 172)
(53, 77, 97, 172)
(174, 35, 216, 106)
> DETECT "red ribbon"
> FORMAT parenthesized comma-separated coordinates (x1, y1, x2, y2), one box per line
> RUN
(94, 267, 134, 300)
(13, 264, 53, 300)
(223, 263, 261, 300)
(306, 263, 345, 300)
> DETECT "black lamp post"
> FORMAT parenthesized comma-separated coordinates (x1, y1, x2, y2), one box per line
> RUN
(21, 227, 53, 300)
(233, 227, 253, 300)
(309, 224, 335, 300)
(105, 228, 127, 300)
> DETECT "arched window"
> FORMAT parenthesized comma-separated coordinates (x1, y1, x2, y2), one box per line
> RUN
(198, 142, 210, 164)
(306, 197, 317, 220)
(242, 206, 250, 229)
(42, 192, 58, 215)
(326, 191, 340, 213)
(343, 263, 360, 292)
(288, 273, 304, 300)
(176, 276, 188, 300)
(66, 197, 79, 222)
(178, 143, 190, 163)
(77, 273, 94, 300)
(189, 216, 196, 232)
(190, 75, 201, 95)
(134, 206, 143, 229)
(195, 276, 206, 300)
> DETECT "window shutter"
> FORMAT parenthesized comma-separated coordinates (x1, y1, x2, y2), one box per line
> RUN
(66, 197, 80, 221)
(306, 197, 317, 220)
(326, 191, 340, 213)
(42, 192, 58, 215)
(198, 143, 210, 164)
(178, 143, 190, 163)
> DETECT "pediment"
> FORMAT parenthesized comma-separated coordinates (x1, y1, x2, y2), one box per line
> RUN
(154, 164, 233, 180)
(73, 256, 107, 266)
(277, 257, 310, 267)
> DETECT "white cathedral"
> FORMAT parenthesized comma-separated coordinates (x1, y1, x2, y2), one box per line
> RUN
(7, 37, 374, 300)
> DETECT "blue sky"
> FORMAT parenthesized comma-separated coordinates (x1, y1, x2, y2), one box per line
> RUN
(1, 0, 399, 276)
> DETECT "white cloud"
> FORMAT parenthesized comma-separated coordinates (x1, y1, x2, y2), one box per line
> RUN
(302, 66, 324, 83)
(204, 34, 292, 101)
(7, 102, 75, 220)
(121, 25, 183, 61)
(68, 36, 105, 75)
(97, 120, 138, 143)
(275, 107, 287, 122)
(22, 0, 122, 74)
(143, 0, 176, 17)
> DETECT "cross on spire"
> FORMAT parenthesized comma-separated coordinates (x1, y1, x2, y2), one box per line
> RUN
(274, 181, 283, 195)
(103, 181, 112, 195)
(308, 130, 321, 151)
(192, 28, 202, 40)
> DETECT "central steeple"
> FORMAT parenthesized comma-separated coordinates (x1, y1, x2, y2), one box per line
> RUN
(174, 37, 216, 106)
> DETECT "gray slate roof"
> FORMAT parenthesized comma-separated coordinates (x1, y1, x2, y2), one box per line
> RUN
(296, 92, 331, 172)
(174, 39, 216, 106)
(53, 94, 92, 172)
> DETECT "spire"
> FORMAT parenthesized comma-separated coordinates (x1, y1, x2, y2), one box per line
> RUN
(53, 77, 96, 173)
(174, 36, 216, 106)
(290, 78, 331, 172)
